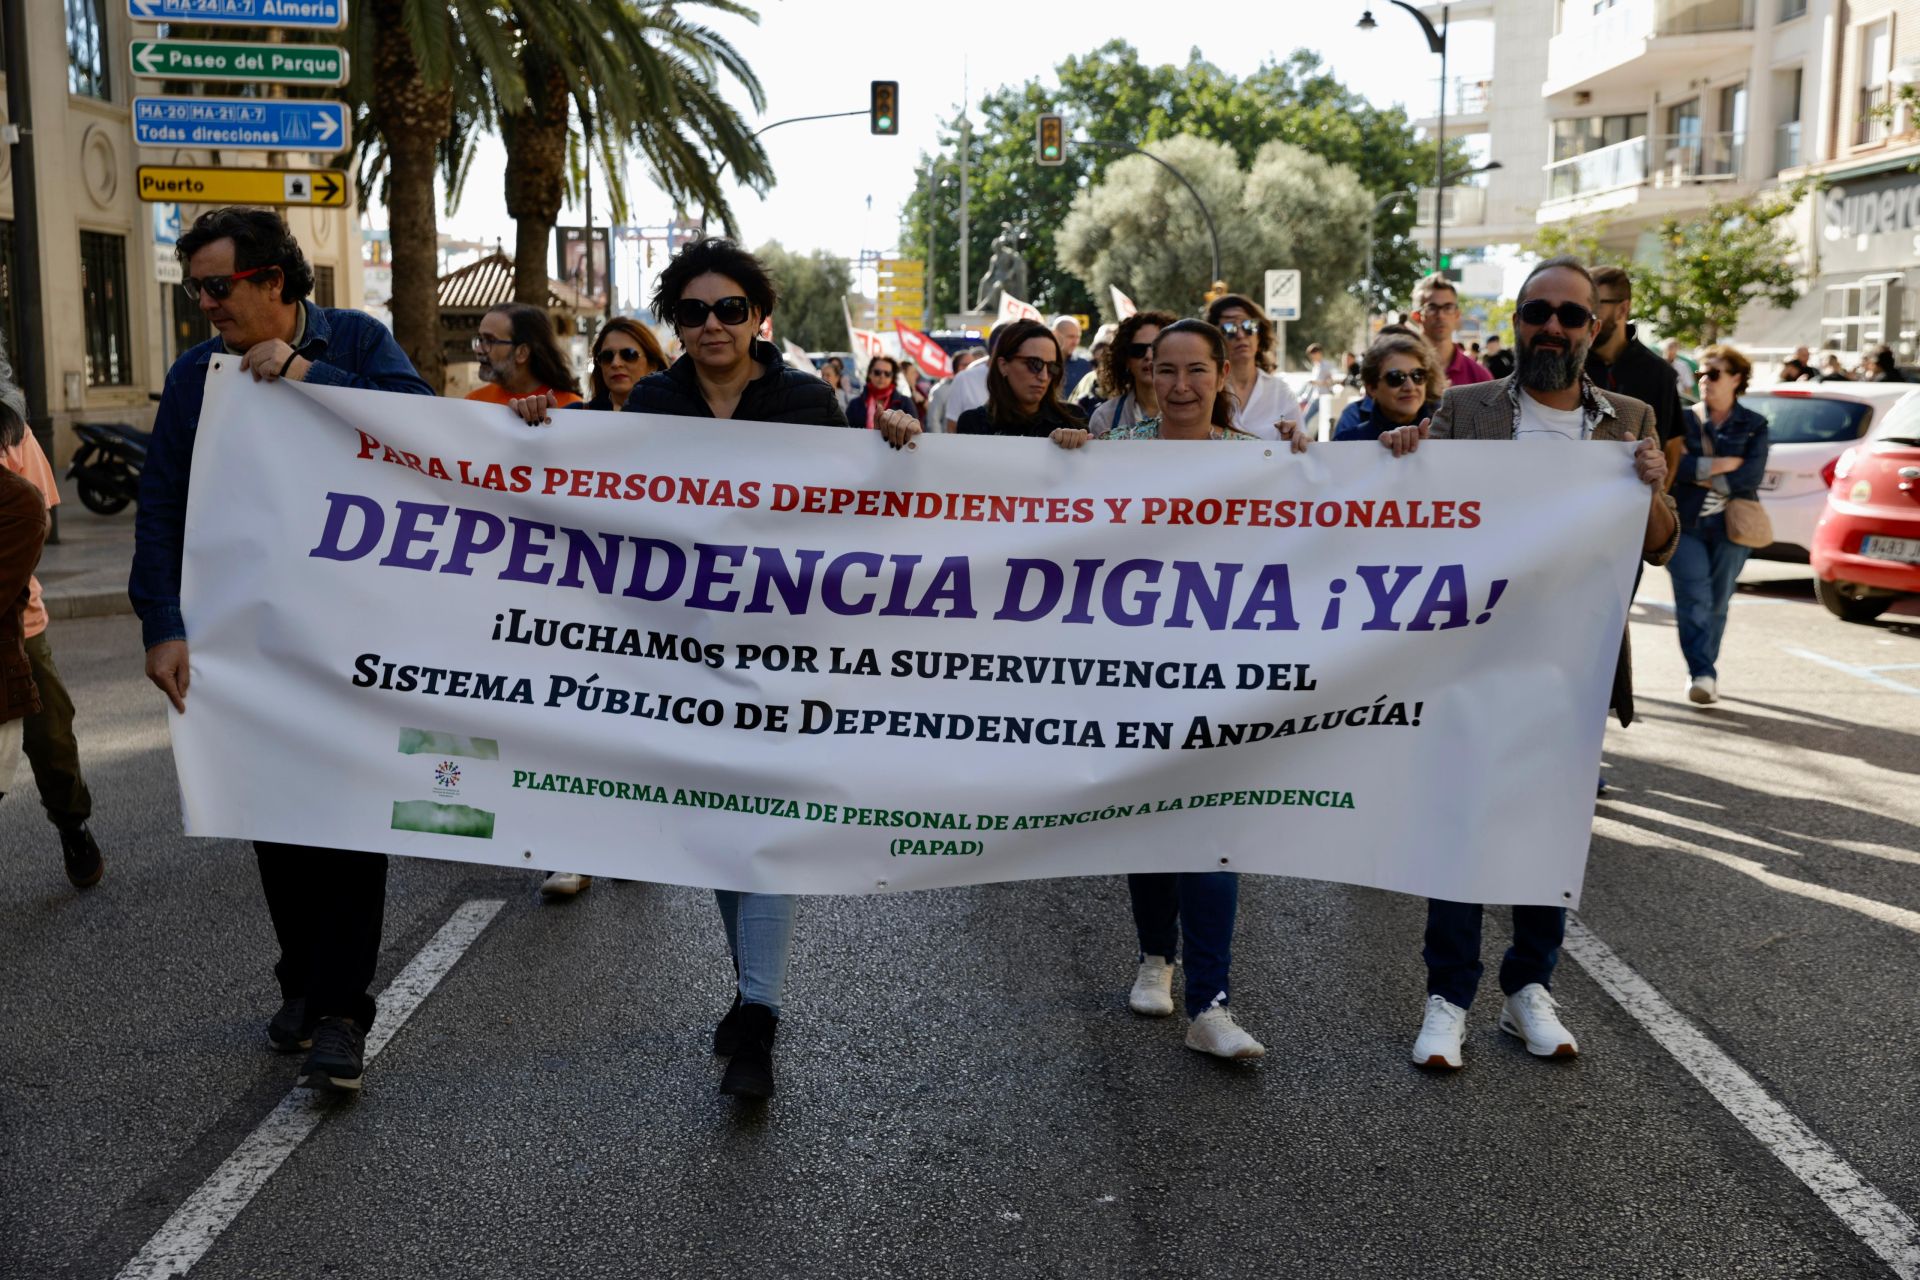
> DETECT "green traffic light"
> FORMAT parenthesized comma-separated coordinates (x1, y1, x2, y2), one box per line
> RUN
(1044, 145, 1058, 158)
(878, 116, 892, 130)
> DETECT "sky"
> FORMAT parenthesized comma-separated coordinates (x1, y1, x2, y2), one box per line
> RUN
(383, 2, 1493, 287)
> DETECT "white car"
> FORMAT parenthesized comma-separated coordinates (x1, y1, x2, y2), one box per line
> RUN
(1737, 383, 1919, 558)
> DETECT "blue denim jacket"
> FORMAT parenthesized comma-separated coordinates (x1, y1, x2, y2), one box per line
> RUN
(1675, 400, 1770, 531)
(1332, 395, 1442, 442)
(130, 302, 435, 648)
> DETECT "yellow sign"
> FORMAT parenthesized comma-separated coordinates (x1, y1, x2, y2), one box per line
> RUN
(137, 165, 349, 206)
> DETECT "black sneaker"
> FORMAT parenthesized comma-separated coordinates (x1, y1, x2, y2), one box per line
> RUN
(718, 1003, 777, 1099)
(267, 997, 317, 1053)
(59, 825, 103, 889)
(298, 1016, 367, 1094)
(712, 989, 744, 1056)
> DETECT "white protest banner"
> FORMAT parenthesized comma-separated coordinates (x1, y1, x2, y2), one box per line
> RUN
(1110, 285, 1137, 320)
(173, 358, 1646, 906)
(994, 290, 1044, 326)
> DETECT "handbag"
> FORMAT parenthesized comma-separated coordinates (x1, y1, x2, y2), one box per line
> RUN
(1696, 408, 1774, 548)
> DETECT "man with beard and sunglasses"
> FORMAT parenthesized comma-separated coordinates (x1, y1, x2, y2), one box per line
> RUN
(132, 207, 435, 1095)
(1374, 256, 1677, 1072)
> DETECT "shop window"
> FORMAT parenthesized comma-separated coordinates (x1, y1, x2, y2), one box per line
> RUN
(80, 231, 131, 387)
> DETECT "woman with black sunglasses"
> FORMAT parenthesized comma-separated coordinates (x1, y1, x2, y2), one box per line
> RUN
(953, 318, 1085, 437)
(506, 240, 909, 1103)
(846, 354, 918, 430)
(568, 317, 667, 413)
(1205, 293, 1302, 440)
(1332, 334, 1446, 441)
(1086, 310, 1176, 438)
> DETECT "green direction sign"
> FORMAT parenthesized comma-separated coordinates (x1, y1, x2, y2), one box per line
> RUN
(129, 40, 349, 87)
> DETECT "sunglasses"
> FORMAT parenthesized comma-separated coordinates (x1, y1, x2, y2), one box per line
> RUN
(1380, 368, 1429, 389)
(1700, 368, 1731, 382)
(1003, 356, 1061, 378)
(596, 346, 643, 366)
(1218, 320, 1261, 339)
(1517, 299, 1595, 329)
(671, 295, 752, 328)
(1125, 342, 1152, 359)
(868, 366, 896, 380)
(182, 265, 272, 303)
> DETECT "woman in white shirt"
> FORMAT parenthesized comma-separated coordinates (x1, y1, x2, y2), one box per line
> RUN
(1205, 293, 1301, 440)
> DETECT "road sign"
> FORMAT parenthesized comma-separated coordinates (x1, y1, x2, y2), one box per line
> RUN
(156, 257, 183, 285)
(137, 166, 349, 207)
(1264, 268, 1302, 321)
(133, 97, 350, 152)
(125, 0, 346, 29)
(130, 40, 349, 86)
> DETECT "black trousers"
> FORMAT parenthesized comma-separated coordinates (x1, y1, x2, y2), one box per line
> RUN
(22, 633, 91, 830)
(254, 841, 388, 1028)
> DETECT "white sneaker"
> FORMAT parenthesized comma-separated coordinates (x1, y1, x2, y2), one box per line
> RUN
(539, 871, 591, 899)
(1184, 1005, 1265, 1059)
(1687, 675, 1718, 705)
(1128, 955, 1175, 1016)
(1498, 983, 1579, 1058)
(1412, 995, 1469, 1069)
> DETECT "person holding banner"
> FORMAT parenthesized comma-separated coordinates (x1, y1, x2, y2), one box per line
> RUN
(511, 238, 909, 1099)
(1205, 294, 1302, 442)
(1085, 311, 1175, 438)
(1371, 256, 1676, 1070)
(1050, 320, 1307, 1059)
(954, 319, 1085, 438)
(0, 393, 48, 813)
(132, 207, 437, 1095)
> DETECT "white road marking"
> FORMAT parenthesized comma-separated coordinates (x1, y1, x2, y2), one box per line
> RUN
(1593, 816, 1920, 936)
(1566, 920, 1920, 1279)
(1784, 647, 1920, 695)
(114, 899, 505, 1280)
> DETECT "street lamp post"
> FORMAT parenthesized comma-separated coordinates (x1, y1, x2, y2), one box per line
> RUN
(1359, 3, 1450, 267)
(1363, 160, 1500, 330)
(1074, 138, 1223, 292)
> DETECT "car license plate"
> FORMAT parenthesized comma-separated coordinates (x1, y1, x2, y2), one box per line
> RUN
(1862, 535, 1920, 563)
(1760, 471, 1783, 491)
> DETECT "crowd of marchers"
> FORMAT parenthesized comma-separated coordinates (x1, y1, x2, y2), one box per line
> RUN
(0, 206, 1771, 1103)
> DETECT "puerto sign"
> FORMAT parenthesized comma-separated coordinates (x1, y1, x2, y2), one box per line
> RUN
(137, 166, 349, 207)
(133, 97, 350, 152)
(125, 0, 346, 28)
(130, 40, 349, 86)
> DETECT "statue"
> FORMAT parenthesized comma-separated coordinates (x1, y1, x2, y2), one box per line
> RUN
(973, 223, 1029, 313)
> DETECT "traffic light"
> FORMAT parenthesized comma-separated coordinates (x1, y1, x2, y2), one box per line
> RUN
(870, 81, 898, 135)
(1037, 114, 1065, 166)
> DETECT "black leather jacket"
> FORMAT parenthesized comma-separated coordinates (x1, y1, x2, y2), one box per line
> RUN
(624, 340, 845, 427)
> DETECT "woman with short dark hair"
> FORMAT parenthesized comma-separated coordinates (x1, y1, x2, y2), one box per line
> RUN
(1332, 334, 1446, 441)
(953, 318, 1084, 437)
(1669, 343, 1769, 705)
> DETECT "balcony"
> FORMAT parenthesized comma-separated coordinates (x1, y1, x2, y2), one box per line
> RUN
(1542, 132, 1744, 215)
(1545, 0, 1756, 98)
(1415, 77, 1491, 131)
(1775, 120, 1801, 171)
(1856, 85, 1892, 146)
(1416, 184, 1488, 227)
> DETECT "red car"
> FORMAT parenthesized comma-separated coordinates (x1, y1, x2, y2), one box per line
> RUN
(1811, 393, 1920, 623)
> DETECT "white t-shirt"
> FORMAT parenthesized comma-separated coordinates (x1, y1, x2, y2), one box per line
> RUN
(1230, 369, 1303, 440)
(1515, 393, 1591, 442)
(943, 361, 991, 426)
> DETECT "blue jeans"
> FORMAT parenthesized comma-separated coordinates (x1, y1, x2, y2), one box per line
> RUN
(1667, 514, 1751, 679)
(1423, 899, 1564, 1009)
(714, 890, 794, 1017)
(1129, 872, 1237, 1018)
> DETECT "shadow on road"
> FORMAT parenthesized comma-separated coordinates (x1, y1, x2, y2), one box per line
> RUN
(1631, 696, 1920, 778)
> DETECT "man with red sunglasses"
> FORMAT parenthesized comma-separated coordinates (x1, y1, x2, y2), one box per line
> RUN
(132, 207, 434, 1097)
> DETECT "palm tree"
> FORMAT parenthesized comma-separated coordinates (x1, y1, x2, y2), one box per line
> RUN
(348, 1, 772, 388)
(492, 1, 773, 307)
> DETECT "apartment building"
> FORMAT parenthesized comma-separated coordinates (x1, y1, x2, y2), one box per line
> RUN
(1, 1, 364, 461)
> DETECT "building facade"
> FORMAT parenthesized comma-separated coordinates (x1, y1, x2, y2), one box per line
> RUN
(2, 0, 364, 463)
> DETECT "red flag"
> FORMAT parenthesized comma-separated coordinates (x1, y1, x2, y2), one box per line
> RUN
(893, 321, 954, 379)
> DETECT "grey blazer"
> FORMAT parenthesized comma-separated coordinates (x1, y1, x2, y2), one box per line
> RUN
(1429, 375, 1678, 727)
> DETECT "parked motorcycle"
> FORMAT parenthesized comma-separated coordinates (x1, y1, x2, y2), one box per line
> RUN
(65, 422, 150, 515)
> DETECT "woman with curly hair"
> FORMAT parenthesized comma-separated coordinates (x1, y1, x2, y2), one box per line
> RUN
(1332, 333, 1446, 441)
(1086, 310, 1176, 438)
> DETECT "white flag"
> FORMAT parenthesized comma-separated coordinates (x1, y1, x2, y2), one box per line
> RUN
(1110, 285, 1137, 320)
(995, 291, 1044, 327)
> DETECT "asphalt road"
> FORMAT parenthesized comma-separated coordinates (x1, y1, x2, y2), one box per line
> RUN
(2, 562, 1916, 1279)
